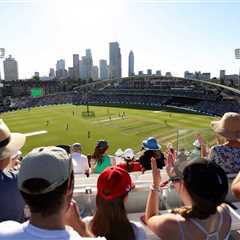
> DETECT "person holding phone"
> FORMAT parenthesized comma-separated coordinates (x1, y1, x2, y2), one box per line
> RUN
(144, 157, 231, 240)
(139, 137, 165, 173)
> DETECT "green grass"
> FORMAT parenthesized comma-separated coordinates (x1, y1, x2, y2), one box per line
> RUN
(1, 104, 217, 155)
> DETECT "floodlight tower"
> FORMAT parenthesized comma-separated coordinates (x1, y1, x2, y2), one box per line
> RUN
(0, 48, 5, 81)
(235, 49, 240, 89)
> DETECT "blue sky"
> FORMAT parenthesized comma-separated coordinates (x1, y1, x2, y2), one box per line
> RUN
(1, 0, 240, 79)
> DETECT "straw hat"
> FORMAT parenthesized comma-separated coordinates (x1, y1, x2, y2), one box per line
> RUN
(211, 112, 240, 140)
(0, 119, 26, 160)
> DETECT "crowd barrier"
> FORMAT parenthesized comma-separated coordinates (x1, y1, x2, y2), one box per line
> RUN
(73, 170, 238, 214)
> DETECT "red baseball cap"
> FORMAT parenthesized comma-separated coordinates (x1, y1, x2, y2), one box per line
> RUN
(97, 167, 133, 201)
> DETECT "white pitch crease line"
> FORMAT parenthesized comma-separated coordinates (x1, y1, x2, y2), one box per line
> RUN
(24, 130, 48, 137)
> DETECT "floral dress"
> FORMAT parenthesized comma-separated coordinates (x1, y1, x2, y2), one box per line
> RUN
(209, 144, 240, 174)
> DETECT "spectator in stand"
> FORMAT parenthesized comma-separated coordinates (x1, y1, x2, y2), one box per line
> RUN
(117, 148, 141, 172)
(0, 146, 104, 240)
(91, 140, 112, 174)
(71, 143, 89, 177)
(0, 120, 26, 223)
(114, 148, 124, 165)
(139, 137, 165, 172)
(175, 148, 188, 166)
(188, 134, 207, 161)
(166, 143, 176, 162)
(209, 112, 240, 174)
(83, 166, 146, 240)
(144, 158, 231, 240)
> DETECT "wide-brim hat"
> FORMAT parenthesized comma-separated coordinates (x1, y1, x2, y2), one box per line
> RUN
(0, 119, 26, 160)
(211, 112, 240, 140)
(142, 137, 161, 150)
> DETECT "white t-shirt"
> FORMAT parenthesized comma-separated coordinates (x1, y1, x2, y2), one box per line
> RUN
(72, 153, 89, 174)
(0, 221, 105, 240)
(83, 216, 146, 240)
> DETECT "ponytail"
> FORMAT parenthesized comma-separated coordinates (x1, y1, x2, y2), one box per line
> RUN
(172, 201, 217, 220)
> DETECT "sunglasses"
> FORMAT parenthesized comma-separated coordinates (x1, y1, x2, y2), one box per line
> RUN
(169, 176, 182, 183)
(159, 176, 182, 188)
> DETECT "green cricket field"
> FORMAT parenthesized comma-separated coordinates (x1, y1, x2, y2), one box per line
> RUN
(1, 104, 217, 155)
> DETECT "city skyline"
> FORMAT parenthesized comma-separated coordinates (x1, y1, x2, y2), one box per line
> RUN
(1, 0, 240, 79)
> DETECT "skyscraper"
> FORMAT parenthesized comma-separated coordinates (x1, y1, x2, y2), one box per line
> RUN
(79, 49, 93, 81)
(49, 68, 55, 79)
(91, 66, 99, 81)
(109, 42, 121, 79)
(73, 54, 80, 80)
(56, 59, 65, 71)
(56, 59, 67, 79)
(128, 51, 134, 76)
(85, 49, 93, 80)
(68, 67, 74, 79)
(99, 59, 109, 80)
(3, 55, 18, 81)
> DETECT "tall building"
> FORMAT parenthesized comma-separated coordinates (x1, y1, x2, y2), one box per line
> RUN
(99, 59, 108, 80)
(73, 54, 80, 80)
(220, 70, 225, 84)
(91, 66, 99, 81)
(34, 72, 40, 78)
(128, 51, 134, 76)
(68, 67, 74, 79)
(85, 49, 93, 80)
(80, 57, 88, 80)
(156, 70, 161, 76)
(49, 68, 55, 79)
(165, 72, 172, 77)
(147, 69, 152, 76)
(56, 59, 67, 79)
(109, 42, 121, 79)
(79, 49, 93, 81)
(3, 55, 18, 81)
(56, 59, 65, 71)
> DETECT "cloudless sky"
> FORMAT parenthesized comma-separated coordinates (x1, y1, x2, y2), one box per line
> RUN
(1, 0, 240, 79)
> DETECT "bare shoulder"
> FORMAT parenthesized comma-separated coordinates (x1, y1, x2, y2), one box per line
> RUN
(217, 204, 232, 227)
(147, 213, 181, 239)
(217, 203, 231, 215)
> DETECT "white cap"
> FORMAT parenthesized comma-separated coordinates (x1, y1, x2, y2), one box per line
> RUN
(115, 148, 123, 157)
(124, 148, 135, 160)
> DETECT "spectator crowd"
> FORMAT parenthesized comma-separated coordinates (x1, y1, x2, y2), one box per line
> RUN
(0, 112, 240, 239)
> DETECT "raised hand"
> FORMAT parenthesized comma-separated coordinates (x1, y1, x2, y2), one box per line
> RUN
(64, 199, 92, 237)
(151, 157, 161, 186)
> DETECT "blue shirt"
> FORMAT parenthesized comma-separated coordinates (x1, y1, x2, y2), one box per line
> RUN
(0, 170, 25, 222)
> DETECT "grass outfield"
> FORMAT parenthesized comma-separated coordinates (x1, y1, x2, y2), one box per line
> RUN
(1, 104, 218, 155)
